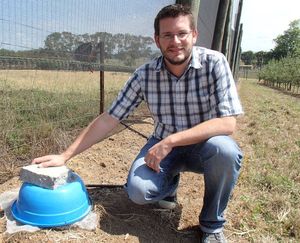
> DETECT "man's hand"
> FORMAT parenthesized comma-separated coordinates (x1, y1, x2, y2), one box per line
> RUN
(144, 139, 173, 173)
(32, 154, 67, 168)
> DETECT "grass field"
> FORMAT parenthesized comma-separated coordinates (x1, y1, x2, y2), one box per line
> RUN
(0, 70, 299, 241)
(0, 70, 131, 180)
(228, 78, 300, 241)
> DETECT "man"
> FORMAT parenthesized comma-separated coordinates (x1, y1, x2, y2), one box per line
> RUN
(33, 4, 243, 243)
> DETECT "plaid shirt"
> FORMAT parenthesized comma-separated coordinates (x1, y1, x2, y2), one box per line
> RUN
(108, 46, 243, 139)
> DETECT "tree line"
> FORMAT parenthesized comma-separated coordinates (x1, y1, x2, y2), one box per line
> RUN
(0, 31, 158, 69)
(241, 19, 300, 94)
(241, 20, 300, 68)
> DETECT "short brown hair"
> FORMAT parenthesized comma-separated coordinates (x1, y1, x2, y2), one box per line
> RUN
(154, 4, 195, 36)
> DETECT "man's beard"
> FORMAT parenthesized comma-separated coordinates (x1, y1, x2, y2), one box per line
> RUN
(164, 54, 191, 65)
(162, 47, 192, 65)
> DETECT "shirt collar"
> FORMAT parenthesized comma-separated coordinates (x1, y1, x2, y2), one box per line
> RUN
(190, 47, 202, 69)
(155, 56, 164, 72)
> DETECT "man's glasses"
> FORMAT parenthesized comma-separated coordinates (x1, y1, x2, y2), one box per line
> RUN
(159, 31, 192, 41)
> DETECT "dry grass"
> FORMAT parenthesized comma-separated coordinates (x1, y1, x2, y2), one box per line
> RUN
(0, 72, 300, 242)
(0, 70, 131, 182)
(0, 70, 130, 94)
(227, 78, 300, 242)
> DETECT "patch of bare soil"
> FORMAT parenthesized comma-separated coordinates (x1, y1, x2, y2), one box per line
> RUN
(0, 117, 245, 242)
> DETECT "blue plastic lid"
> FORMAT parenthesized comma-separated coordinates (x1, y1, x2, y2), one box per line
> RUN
(11, 173, 92, 227)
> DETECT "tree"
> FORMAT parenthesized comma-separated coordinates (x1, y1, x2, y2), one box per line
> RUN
(44, 32, 74, 58)
(272, 19, 300, 60)
(255, 51, 272, 68)
(90, 32, 115, 59)
(241, 51, 254, 65)
(112, 33, 154, 66)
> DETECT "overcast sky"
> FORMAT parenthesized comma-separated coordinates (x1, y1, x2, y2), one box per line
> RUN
(240, 0, 300, 52)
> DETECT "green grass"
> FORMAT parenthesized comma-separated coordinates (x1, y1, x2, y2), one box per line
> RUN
(2, 89, 97, 150)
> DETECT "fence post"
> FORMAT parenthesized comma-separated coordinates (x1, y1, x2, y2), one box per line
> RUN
(176, 0, 200, 27)
(230, 0, 243, 72)
(222, 0, 232, 57)
(99, 41, 105, 114)
(212, 0, 230, 52)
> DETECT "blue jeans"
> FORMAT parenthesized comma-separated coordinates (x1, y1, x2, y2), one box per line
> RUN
(125, 135, 243, 233)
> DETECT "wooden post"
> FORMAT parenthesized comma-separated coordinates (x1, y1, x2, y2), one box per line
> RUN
(234, 23, 243, 80)
(230, 0, 243, 71)
(99, 41, 105, 114)
(212, 0, 230, 52)
(222, 0, 233, 57)
(176, 0, 201, 27)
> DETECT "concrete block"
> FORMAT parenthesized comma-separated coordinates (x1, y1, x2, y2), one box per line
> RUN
(20, 164, 75, 189)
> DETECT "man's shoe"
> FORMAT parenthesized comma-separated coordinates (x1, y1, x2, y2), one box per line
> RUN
(200, 231, 227, 243)
(157, 195, 177, 209)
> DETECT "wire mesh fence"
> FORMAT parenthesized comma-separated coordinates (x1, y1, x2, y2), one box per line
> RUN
(0, 0, 175, 178)
(1, 0, 176, 71)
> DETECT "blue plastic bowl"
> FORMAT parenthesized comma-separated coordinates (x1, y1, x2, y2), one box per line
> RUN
(11, 173, 92, 227)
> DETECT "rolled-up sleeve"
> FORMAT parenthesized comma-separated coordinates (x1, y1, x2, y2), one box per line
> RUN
(209, 54, 243, 118)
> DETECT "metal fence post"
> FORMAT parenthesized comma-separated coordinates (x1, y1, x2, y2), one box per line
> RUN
(99, 41, 105, 114)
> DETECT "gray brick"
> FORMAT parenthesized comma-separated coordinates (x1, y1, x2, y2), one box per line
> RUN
(20, 164, 75, 189)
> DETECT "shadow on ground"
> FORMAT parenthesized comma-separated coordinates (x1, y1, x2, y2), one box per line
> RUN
(87, 187, 200, 242)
